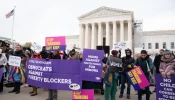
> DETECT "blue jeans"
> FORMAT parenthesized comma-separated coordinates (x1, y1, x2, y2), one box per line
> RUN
(120, 74, 131, 95)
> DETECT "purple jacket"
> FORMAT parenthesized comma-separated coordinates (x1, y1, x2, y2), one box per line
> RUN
(159, 59, 175, 74)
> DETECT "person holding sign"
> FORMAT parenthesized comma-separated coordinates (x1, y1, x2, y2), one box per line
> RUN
(159, 50, 175, 78)
(133, 50, 153, 100)
(9, 45, 25, 94)
(0, 49, 7, 92)
(29, 51, 42, 96)
(119, 49, 135, 99)
(104, 50, 122, 100)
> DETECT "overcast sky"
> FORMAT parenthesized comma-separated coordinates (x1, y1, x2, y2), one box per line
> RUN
(0, 0, 175, 45)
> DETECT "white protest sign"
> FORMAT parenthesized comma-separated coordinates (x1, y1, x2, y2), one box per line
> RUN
(31, 42, 42, 53)
(8, 56, 21, 67)
(113, 41, 127, 50)
(113, 41, 130, 57)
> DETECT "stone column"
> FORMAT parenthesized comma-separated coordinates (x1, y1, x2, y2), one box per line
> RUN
(120, 20, 124, 41)
(106, 22, 110, 46)
(91, 23, 95, 49)
(113, 21, 117, 47)
(128, 20, 132, 49)
(98, 22, 103, 46)
(79, 24, 84, 49)
(85, 24, 89, 48)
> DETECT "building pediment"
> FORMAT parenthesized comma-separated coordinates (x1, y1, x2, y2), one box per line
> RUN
(78, 6, 133, 20)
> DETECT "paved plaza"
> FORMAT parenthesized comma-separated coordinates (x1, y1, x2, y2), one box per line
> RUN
(0, 86, 156, 100)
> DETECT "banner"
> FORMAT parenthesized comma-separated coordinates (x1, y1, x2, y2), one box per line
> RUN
(26, 58, 82, 91)
(81, 49, 104, 82)
(8, 56, 21, 67)
(156, 74, 175, 100)
(72, 89, 94, 100)
(45, 45, 66, 51)
(0, 69, 3, 81)
(45, 36, 66, 46)
(126, 66, 150, 91)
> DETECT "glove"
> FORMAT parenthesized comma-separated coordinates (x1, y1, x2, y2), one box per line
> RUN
(161, 72, 166, 78)
(127, 65, 132, 68)
(167, 72, 171, 78)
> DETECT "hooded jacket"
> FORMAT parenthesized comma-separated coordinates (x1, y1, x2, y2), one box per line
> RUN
(122, 49, 135, 73)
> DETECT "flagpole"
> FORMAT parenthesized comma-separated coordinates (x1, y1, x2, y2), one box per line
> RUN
(11, 6, 16, 44)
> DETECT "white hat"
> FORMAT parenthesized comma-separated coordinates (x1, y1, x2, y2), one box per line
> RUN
(0, 49, 2, 54)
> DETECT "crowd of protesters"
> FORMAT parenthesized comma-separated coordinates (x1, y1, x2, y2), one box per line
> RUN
(0, 40, 175, 100)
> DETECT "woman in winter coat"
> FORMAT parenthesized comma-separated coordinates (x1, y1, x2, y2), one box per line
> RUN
(29, 51, 42, 96)
(159, 50, 175, 78)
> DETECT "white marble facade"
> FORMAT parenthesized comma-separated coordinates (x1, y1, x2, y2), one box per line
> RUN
(142, 30, 175, 53)
(78, 6, 134, 50)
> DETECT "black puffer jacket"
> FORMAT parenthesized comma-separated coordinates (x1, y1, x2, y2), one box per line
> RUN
(122, 49, 135, 73)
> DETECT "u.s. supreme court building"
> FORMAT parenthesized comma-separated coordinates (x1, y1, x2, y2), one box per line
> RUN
(66, 6, 175, 55)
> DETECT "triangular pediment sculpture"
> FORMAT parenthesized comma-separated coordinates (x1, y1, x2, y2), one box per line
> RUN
(78, 6, 133, 19)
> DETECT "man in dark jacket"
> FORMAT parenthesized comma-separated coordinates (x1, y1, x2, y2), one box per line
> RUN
(152, 49, 164, 92)
(119, 49, 135, 99)
(40, 46, 48, 59)
(9, 45, 25, 94)
(134, 50, 153, 100)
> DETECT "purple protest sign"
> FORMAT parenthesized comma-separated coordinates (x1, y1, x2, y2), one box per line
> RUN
(0, 69, 3, 81)
(156, 74, 175, 100)
(80, 49, 104, 82)
(26, 58, 82, 91)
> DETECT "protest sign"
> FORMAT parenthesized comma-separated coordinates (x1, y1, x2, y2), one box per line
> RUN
(156, 74, 175, 100)
(45, 36, 66, 46)
(0, 69, 3, 81)
(126, 66, 150, 91)
(8, 56, 21, 67)
(113, 41, 127, 49)
(26, 58, 82, 91)
(45, 45, 66, 51)
(81, 49, 104, 82)
(72, 89, 94, 100)
(31, 42, 42, 53)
